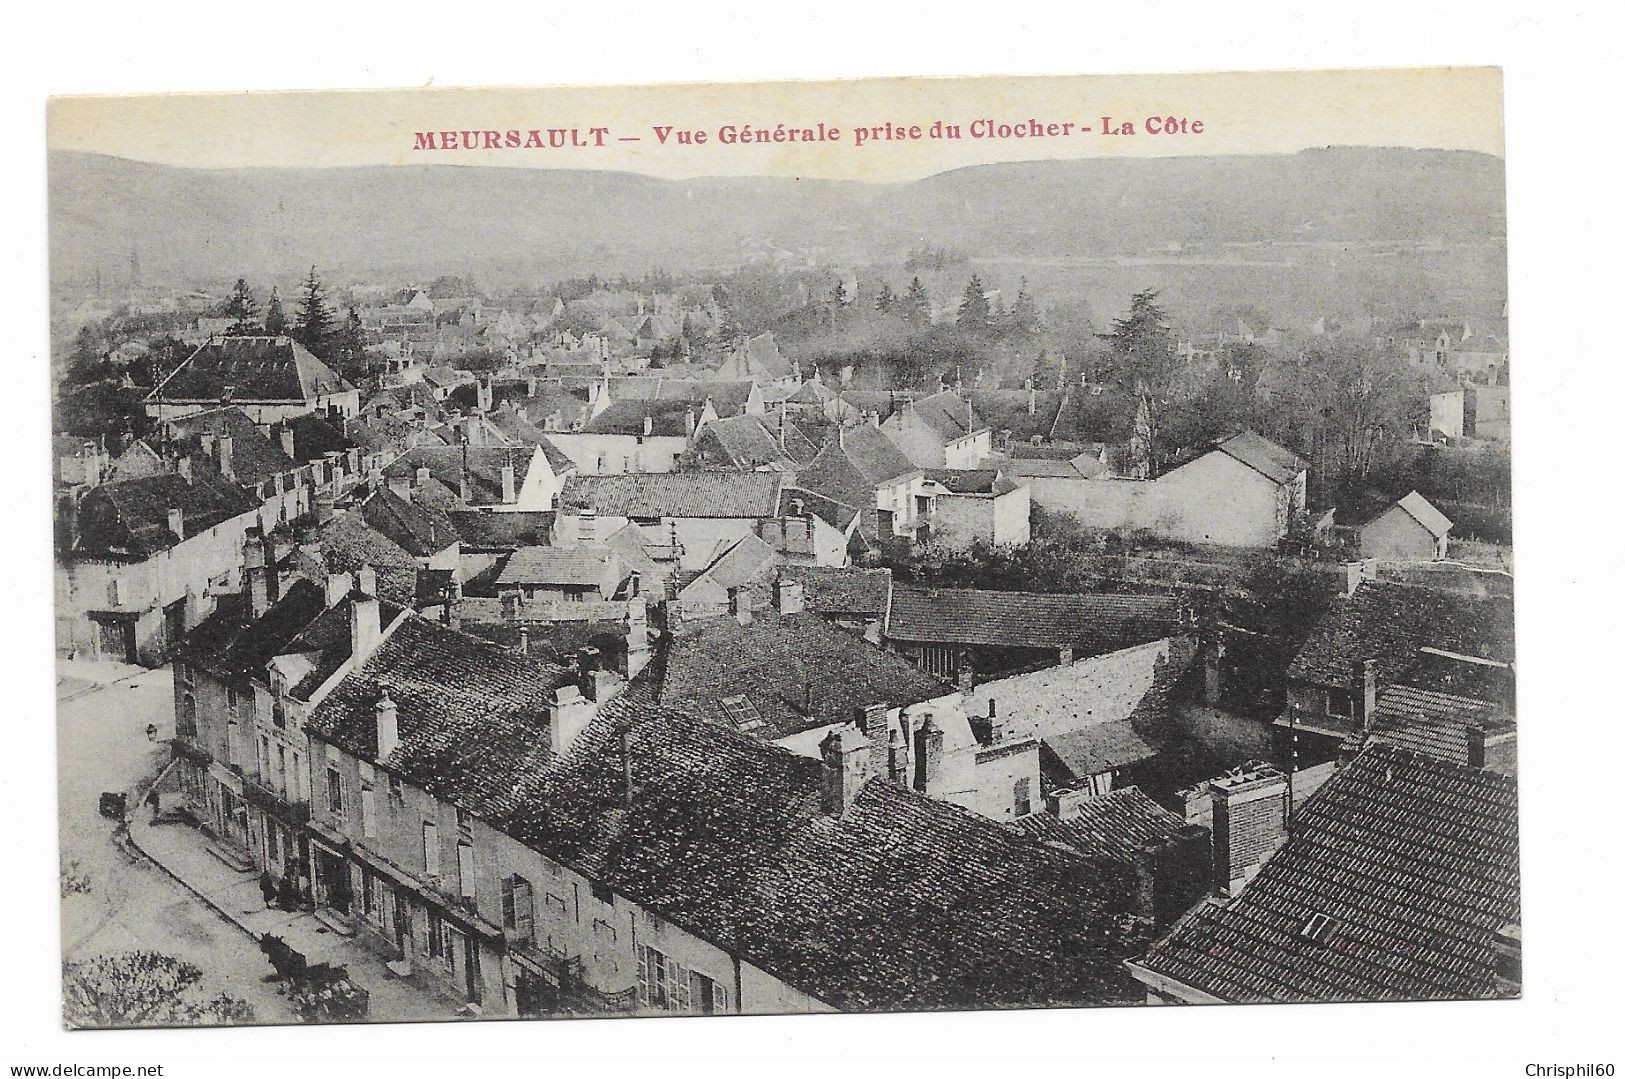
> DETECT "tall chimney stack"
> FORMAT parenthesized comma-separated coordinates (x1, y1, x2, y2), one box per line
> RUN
(375, 691, 399, 763)
(1355, 658, 1379, 732)
(351, 565, 382, 662)
(1208, 761, 1289, 896)
(819, 724, 873, 816)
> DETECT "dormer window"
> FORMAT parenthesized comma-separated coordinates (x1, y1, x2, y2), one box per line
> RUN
(1298, 911, 1339, 944)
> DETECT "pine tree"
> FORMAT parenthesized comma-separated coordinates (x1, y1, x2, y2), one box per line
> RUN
(1101, 288, 1178, 471)
(293, 266, 335, 358)
(223, 278, 260, 334)
(902, 277, 931, 327)
(875, 283, 897, 314)
(263, 287, 287, 336)
(958, 275, 991, 332)
(1010, 278, 1041, 336)
(331, 306, 366, 380)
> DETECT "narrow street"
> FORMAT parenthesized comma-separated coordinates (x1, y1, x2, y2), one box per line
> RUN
(56, 662, 297, 1025)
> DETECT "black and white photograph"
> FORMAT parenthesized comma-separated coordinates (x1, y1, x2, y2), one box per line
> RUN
(15, 21, 1622, 1069)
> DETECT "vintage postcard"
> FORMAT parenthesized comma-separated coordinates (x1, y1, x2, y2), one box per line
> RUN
(48, 68, 1514, 1028)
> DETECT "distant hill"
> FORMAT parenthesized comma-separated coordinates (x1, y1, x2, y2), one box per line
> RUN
(49, 147, 1505, 288)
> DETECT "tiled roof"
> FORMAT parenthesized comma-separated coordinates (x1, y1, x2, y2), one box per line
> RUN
(562, 472, 783, 519)
(360, 487, 461, 558)
(277, 413, 359, 466)
(653, 379, 756, 416)
(658, 609, 949, 741)
(307, 614, 574, 821)
(796, 425, 919, 506)
(384, 446, 531, 506)
(498, 544, 617, 588)
(680, 533, 779, 599)
(1043, 721, 1159, 778)
(176, 578, 331, 683)
(777, 487, 861, 532)
(1015, 786, 1191, 862)
(498, 692, 1151, 1011)
(73, 473, 258, 560)
(1210, 431, 1305, 485)
(902, 389, 986, 444)
(885, 584, 1181, 654)
(580, 399, 695, 437)
(1287, 580, 1515, 691)
(151, 335, 352, 404)
(695, 414, 818, 469)
(282, 595, 412, 701)
(446, 510, 554, 550)
(161, 406, 295, 485)
(1392, 491, 1454, 539)
(1367, 685, 1508, 766)
(777, 565, 892, 618)
(1132, 744, 1519, 1003)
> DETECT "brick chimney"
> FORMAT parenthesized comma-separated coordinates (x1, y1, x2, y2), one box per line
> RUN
(1465, 721, 1487, 769)
(1208, 761, 1290, 896)
(774, 578, 805, 616)
(912, 712, 944, 793)
(375, 691, 399, 763)
(856, 702, 889, 777)
(550, 683, 594, 757)
(818, 723, 873, 815)
(351, 565, 382, 663)
(244, 530, 271, 618)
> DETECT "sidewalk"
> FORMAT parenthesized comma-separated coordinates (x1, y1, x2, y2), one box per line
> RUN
(57, 657, 149, 703)
(126, 811, 471, 1024)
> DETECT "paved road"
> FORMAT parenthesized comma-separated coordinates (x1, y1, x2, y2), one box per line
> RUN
(57, 664, 296, 1025)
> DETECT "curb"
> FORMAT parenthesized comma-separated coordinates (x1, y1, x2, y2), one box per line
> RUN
(119, 818, 264, 944)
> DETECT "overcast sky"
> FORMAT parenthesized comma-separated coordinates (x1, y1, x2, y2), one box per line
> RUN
(47, 67, 1503, 183)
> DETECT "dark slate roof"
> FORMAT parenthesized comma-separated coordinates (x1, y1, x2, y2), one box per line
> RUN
(447, 510, 554, 550)
(562, 472, 783, 519)
(176, 578, 331, 683)
(653, 378, 756, 416)
(885, 585, 1181, 654)
(72, 473, 258, 560)
(1132, 744, 1519, 1003)
(306, 614, 574, 821)
(1015, 786, 1192, 862)
(498, 692, 1151, 1011)
(161, 406, 296, 485)
(582, 399, 695, 437)
(658, 609, 949, 740)
(1287, 580, 1515, 692)
(923, 468, 1019, 496)
(1210, 431, 1306, 485)
(277, 413, 359, 466)
(778, 565, 892, 618)
(360, 487, 461, 558)
(151, 335, 353, 403)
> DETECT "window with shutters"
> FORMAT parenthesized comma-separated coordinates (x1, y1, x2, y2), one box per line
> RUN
(422, 821, 440, 876)
(457, 842, 477, 902)
(501, 875, 535, 940)
(635, 944, 727, 1014)
(325, 766, 344, 818)
(360, 782, 377, 839)
(1014, 778, 1032, 817)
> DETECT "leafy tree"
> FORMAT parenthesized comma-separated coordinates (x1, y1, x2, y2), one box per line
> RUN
(63, 952, 254, 1029)
(263, 287, 288, 336)
(957, 274, 992, 333)
(330, 306, 367, 381)
(828, 279, 848, 307)
(294, 266, 336, 359)
(223, 278, 260, 334)
(1101, 289, 1179, 471)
